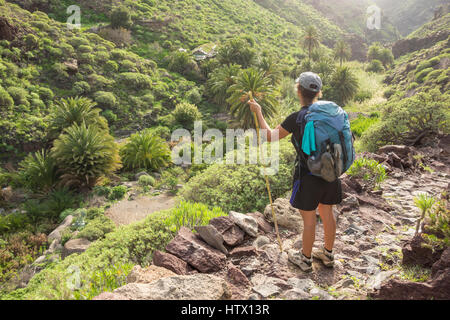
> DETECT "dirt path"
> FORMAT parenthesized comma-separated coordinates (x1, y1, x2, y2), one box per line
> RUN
(106, 193, 177, 226)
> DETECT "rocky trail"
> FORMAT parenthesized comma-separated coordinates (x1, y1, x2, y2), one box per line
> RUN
(105, 191, 177, 226)
(94, 144, 450, 300)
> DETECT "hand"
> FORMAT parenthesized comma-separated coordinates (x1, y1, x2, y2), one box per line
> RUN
(248, 99, 261, 113)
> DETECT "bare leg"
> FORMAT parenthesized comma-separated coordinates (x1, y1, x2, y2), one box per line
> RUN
(300, 209, 317, 258)
(317, 203, 336, 252)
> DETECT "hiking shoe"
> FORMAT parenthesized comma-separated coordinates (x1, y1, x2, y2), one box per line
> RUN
(312, 247, 335, 268)
(288, 249, 313, 272)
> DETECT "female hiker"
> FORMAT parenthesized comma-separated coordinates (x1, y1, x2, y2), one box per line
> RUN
(248, 72, 344, 272)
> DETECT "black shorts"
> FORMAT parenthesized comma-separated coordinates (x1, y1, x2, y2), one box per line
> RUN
(290, 170, 342, 211)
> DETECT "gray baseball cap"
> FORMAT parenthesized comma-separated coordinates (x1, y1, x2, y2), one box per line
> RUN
(296, 72, 322, 93)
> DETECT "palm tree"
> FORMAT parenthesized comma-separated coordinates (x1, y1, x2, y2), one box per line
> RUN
(330, 66, 360, 106)
(48, 97, 108, 139)
(257, 55, 283, 85)
(226, 68, 278, 129)
(414, 193, 436, 235)
(51, 122, 121, 189)
(333, 40, 352, 67)
(120, 129, 171, 171)
(303, 26, 320, 63)
(207, 64, 241, 106)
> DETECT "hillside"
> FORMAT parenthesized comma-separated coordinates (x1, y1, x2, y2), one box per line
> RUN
(0, 2, 199, 158)
(374, 0, 448, 36)
(303, 0, 400, 43)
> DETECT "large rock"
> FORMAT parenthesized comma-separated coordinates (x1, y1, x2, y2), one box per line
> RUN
(402, 234, 443, 268)
(209, 216, 245, 247)
(113, 274, 231, 300)
(264, 198, 303, 232)
(152, 250, 190, 275)
(373, 247, 450, 300)
(247, 212, 273, 234)
(195, 225, 228, 255)
(366, 270, 398, 290)
(126, 265, 176, 284)
(226, 263, 251, 299)
(61, 238, 91, 259)
(229, 246, 258, 259)
(251, 274, 291, 298)
(223, 225, 245, 247)
(48, 215, 73, 242)
(165, 227, 227, 273)
(209, 216, 234, 233)
(229, 211, 258, 237)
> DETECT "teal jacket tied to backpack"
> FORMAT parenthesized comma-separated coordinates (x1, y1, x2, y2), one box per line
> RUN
(299, 101, 355, 182)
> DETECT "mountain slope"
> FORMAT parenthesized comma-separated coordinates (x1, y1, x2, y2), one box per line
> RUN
(374, 0, 448, 36)
(303, 0, 400, 43)
(0, 2, 196, 157)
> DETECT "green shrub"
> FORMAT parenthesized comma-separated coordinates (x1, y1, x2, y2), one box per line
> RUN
(350, 115, 379, 138)
(354, 90, 373, 103)
(93, 91, 117, 108)
(422, 195, 449, 251)
(347, 158, 387, 190)
(108, 185, 128, 201)
(93, 186, 112, 198)
(383, 88, 396, 99)
(361, 90, 449, 151)
(110, 6, 133, 29)
(415, 57, 440, 73)
(164, 201, 226, 233)
(366, 60, 384, 73)
(73, 262, 133, 300)
(120, 130, 171, 171)
(0, 87, 14, 108)
(416, 67, 434, 83)
(73, 81, 91, 95)
(138, 175, 155, 187)
(3, 210, 174, 299)
(19, 149, 59, 194)
(181, 140, 296, 212)
(101, 110, 118, 124)
(119, 73, 152, 90)
(104, 60, 119, 74)
(77, 216, 116, 241)
(7, 87, 28, 106)
(172, 102, 202, 129)
(51, 123, 121, 189)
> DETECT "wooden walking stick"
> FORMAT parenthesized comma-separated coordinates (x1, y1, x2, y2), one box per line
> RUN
(249, 91, 283, 252)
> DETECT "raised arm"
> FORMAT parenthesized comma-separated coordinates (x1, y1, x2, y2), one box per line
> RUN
(248, 99, 290, 142)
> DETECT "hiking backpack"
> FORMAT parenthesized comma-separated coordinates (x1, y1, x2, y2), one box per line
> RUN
(295, 101, 355, 182)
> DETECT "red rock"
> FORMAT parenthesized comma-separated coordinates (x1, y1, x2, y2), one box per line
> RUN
(165, 227, 227, 273)
(225, 264, 251, 300)
(355, 194, 392, 212)
(222, 225, 245, 247)
(153, 250, 190, 275)
(209, 216, 234, 233)
(432, 247, 450, 278)
(229, 246, 258, 259)
(227, 264, 250, 287)
(247, 212, 273, 234)
(402, 234, 443, 268)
